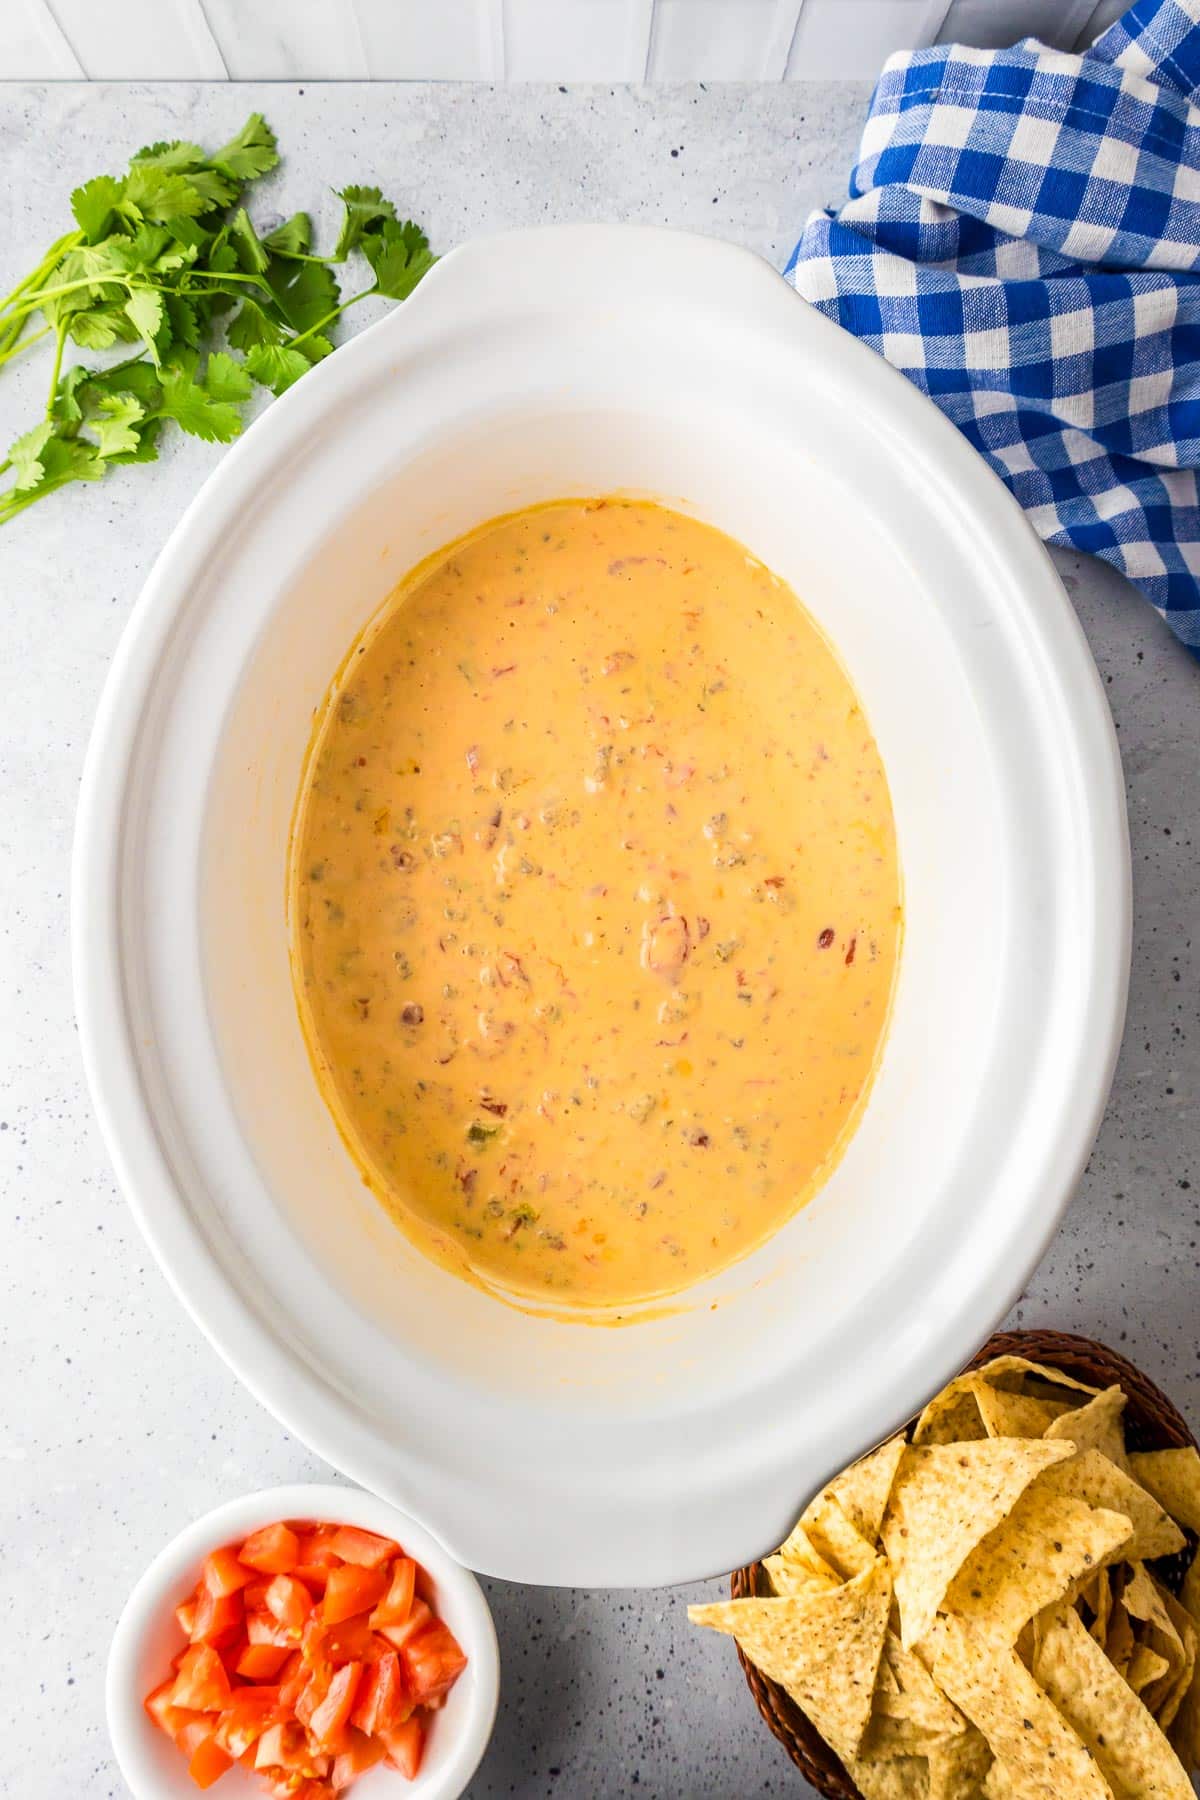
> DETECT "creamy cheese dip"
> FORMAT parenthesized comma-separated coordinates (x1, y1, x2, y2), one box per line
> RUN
(290, 499, 901, 1311)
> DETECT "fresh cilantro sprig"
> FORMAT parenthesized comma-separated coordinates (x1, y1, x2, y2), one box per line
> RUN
(0, 121, 435, 526)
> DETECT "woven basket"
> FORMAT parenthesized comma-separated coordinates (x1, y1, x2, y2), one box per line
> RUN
(730, 1327, 1198, 1799)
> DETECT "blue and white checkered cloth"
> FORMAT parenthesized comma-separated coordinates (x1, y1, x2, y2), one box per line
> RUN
(789, 0, 1200, 652)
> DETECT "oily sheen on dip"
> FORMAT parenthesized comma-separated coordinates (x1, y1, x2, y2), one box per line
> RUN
(289, 499, 901, 1313)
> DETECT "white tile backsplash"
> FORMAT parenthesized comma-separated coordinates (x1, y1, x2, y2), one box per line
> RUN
(0, 0, 1129, 82)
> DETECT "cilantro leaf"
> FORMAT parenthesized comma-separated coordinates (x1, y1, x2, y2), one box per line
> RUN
(131, 139, 206, 171)
(80, 360, 164, 409)
(186, 168, 240, 210)
(8, 423, 54, 491)
(52, 367, 90, 426)
(294, 332, 334, 365)
(71, 175, 125, 243)
(203, 350, 252, 404)
(92, 392, 146, 459)
(334, 185, 397, 260)
(165, 293, 201, 349)
(68, 306, 138, 350)
(212, 113, 279, 183)
(158, 359, 245, 442)
(39, 436, 104, 485)
(225, 297, 283, 352)
(122, 162, 209, 224)
(227, 206, 270, 275)
(266, 257, 338, 334)
(362, 219, 435, 301)
(245, 342, 311, 396)
(263, 213, 312, 256)
(124, 289, 165, 361)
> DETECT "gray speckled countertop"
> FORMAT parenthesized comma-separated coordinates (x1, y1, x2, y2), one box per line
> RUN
(0, 82, 1196, 1800)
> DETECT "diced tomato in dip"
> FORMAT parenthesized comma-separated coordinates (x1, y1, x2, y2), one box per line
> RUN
(144, 1519, 467, 1795)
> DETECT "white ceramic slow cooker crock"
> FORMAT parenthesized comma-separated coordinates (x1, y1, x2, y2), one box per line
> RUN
(73, 225, 1130, 1587)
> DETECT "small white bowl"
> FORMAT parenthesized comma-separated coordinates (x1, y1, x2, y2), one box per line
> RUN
(107, 1483, 500, 1800)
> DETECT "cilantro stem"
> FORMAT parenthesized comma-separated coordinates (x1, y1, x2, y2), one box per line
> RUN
(0, 232, 81, 317)
(288, 287, 375, 352)
(0, 321, 53, 371)
(46, 327, 67, 415)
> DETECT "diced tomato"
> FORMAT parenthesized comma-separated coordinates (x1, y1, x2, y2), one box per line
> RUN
(203, 1545, 255, 1599)
(191, 1586, 244, 1648)
(322, 1563, 387, 1626)
(247, 1608, 295, 1649)
(146, 1516, 466, 1799)
(177, 1717, 217, 1760)
(238, 1522, 300, 1576)
(329, 1527, 398, 1569)
(293, 1563, 332, 1593)
(370, 1558, 416, 1628)
(381, 1715, 425, 1780)
(235, 1642, 292, 1682)
(350, 1651, 409, 1736)
(171, 1644, 232, 1713)
(145, 1678, 206, 1743)
(307, 1661, 363, 1755)
(401, 1621, 468, 1706)
(322, 1613, 374, 1666)
(255, 1719, 328, 1774)
(300, 1615, 335, 1686)
(374, 1599, 432, 1652)
(187, 1731, 233, 1789)
(331, 1727, 386, 1789)
(294, 1665, 327, 1730)
(266, 1574, 314, 1633)
(277, 1649, 307, 1710)
(295, 1528, 340, 1566)
(213, 1689, 281, 1759)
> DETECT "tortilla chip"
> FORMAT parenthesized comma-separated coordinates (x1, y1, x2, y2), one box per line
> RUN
(1031, 1601, 1193, 1799)
(860, 1711, 946, 1760)
(877, 1632, 968, 1737)
(974, 1386, 1070, 1439)
(924, 1613, 1113, 1799)
(927, 1726, 992, 1799)
(1080, 1567, 1113, 1645)
(1145, 1590, 1197, 1732)
(1129, 1643, 1172, 1693)
(912, 1378, 988, 1447)
(1181, 1544, 1200, 1622)
(824, 1436, 907, 1545)
(1105, 1598, 1136, 1676)
(774, 1518, 840, 1581)
(914, 1357, 1099, 1447)
(943, 1486, 1132, 1644)
(1035, 1449, 1186, 1561)
(850, 1753, 930, 1799)
(1124, 1565, 1184, 1660)
(688, 1559, 891, 1764)
(981, 1762, 1014, 1800)
(1128, 1448, 1200, 1535)
(1045, 1387, 1129, 1471)
(762, 1554, 837, 1599)
(977, 1354, 1100, 1398)
(803, 1491, 880, 1579)
(1171, 1549, 1200, 1769)
(881, 1439, 1074, 1649)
